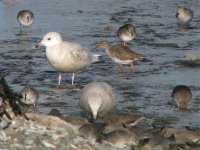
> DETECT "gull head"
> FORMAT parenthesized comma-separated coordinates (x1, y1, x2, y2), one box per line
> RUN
(40, 32, 63, 47)
(87, 93, 102, 119)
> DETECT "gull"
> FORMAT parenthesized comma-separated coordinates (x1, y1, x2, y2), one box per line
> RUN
(79, 81, 117, 120)
(33, 32, 99, 85)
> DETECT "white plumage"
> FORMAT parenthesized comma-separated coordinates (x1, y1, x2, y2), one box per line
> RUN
(79, 81, 118, 119)
(38, 32, 99, 85)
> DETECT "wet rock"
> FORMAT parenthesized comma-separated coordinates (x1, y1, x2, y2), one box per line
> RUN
(0, 75, 20, 129)
(0, 131, 7, 141)
(26, 113, 75, 138)
(182, 53, 200, 61)
(42, 140, 56, 149)
(180, 53, 200, 66)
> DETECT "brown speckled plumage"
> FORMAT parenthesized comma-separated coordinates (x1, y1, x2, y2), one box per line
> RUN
(117, 24, 136, 46)
(176, 7, 193, 23)
(171, 85, 192, 109)
(97, 41, 145, 72)
(97, 41, 145, 62)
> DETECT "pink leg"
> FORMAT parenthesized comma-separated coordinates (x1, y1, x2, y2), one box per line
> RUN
(58, 72, 62, 85)
(123, 41, 128, 46)
(130, 63, 135, 72)
(120, 64, 124, 72)
(71, 73, 75, 85)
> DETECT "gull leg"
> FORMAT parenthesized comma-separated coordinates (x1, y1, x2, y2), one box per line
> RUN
(71, 73, 75, 85)
(130, 63, 135, 72)
(177, 103, 180, 109)
(123, 41, 128, 46)
(58, 72, 62, 85)
(120, 64, 124, 72)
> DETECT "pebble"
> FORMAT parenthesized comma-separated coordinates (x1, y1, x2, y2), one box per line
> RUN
(42, 140, 56, 149)
(0, 131, 7, 141)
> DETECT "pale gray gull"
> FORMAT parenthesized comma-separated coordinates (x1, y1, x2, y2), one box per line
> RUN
(33, 32, 100, 85)
(79, 81, 117, 119)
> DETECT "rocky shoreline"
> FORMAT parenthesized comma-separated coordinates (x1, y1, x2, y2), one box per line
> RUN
(1, 112, 200, 150)
(0, 75, 200, 150)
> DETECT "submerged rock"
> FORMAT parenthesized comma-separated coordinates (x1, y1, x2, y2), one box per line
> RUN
(180, 53, 200, 66)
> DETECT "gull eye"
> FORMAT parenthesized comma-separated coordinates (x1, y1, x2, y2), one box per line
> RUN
(47, 38, 51, 41)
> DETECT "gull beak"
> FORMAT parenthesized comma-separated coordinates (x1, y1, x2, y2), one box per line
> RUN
(92, 111, 97, 120)
(176, 12, 179, 18)
(31, 42, 43, 49)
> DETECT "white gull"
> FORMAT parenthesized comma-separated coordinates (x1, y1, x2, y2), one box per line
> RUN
(79, 81, 118, 119)
(34, 32, 99, 85)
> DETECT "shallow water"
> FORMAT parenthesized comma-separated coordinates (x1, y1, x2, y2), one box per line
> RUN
(0, 0, 199, 128)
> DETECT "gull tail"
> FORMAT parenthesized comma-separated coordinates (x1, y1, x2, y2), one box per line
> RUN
(92, 54, 101, 63)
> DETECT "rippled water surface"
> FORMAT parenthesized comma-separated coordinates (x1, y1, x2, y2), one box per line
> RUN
(0, 0, 199, 127)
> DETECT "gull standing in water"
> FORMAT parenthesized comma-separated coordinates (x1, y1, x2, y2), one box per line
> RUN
(17, 10, 34, 32)
(33, 32, 99, 85)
